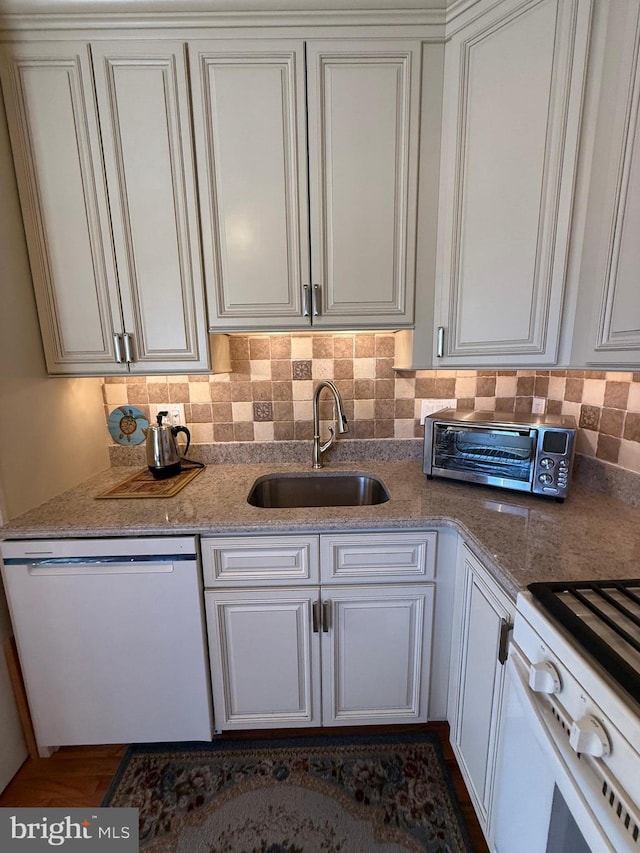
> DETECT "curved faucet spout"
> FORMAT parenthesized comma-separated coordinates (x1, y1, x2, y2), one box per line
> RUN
(312, 380, 349, 469)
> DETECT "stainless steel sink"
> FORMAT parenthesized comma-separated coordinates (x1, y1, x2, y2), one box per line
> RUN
(247, 472, 390, 508)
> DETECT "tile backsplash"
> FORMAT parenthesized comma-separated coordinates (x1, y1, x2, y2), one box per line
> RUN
(102, 333, 640, 474)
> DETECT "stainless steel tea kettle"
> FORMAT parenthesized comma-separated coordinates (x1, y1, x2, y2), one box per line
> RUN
(146, 411, 191, 479)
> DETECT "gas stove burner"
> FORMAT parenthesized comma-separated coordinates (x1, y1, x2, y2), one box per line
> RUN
(528, 580, 640, 707)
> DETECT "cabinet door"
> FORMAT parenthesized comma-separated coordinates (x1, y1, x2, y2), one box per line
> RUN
(92, 42, 209, 372)
(449, 546, 513, 833)
(571, 1, 640, 366)
(435, 0, 592, 366)
(307, 40, 420, 328)
(0, 42, 124, 375)
(321, 584, 434, 726)
(189, 40, 310, 331)
(205, 588, 321, 730)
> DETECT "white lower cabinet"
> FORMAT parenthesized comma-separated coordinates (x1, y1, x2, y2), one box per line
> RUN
(205, 588, 321, 729)
(202, 532, 436, 731)
(321, 585, 433, 727)
(448, 543, 514, 841)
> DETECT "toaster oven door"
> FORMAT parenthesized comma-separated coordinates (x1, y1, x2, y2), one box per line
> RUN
(430, 422, 537, 491)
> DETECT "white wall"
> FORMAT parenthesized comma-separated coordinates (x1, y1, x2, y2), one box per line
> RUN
(0, 68, 111, 791)
(0, 91, 109, 522)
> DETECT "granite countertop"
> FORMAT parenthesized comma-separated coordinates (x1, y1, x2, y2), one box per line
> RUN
(2, 457, 640, 600)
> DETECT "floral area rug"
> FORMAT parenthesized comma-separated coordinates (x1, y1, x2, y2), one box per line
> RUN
(102, 732, 472, 852)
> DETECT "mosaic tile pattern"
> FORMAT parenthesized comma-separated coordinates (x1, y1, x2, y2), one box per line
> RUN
(101, 335, 640, 474)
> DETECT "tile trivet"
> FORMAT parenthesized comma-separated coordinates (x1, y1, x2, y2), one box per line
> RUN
(96, 466, 204, 499)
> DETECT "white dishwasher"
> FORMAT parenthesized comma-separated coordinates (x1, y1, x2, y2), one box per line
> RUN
(0, 537, 213, 753)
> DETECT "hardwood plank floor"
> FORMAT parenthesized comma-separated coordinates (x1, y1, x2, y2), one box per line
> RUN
(0, 723, 488, 851)
(0, 744, 126, 809)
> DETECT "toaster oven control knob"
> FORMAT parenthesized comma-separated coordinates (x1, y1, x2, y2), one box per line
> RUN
(540, 457, 554, 469)
(569, 716, 611, 757)
(529, 661, 562, 694)
(538, 473, 553, 485)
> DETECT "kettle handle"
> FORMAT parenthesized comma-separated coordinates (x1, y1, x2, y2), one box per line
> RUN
(171, 425, 191, 457)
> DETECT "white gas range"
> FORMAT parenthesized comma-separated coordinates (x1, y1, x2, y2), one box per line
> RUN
(491, 582, 640, 853)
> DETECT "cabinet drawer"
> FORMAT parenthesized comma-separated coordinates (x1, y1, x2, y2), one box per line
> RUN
(201, 536, 320, 587)
(320, 532, 436, 584)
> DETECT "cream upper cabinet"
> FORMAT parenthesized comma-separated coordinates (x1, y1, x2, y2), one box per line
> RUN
(189, 40, 309, 330)
(433, 0, 592, 367)
(91, 41, 209, 373)
(0, 42, 122, 374)
(0, 40, 209, 375)
(570, 0, 640, 367)
(306, 41, 420, 329)
(189, 38, 420, 331)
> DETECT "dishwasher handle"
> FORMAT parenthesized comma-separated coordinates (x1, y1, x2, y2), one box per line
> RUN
(27, 563, 175, 576)
(3, 553, 195, 576)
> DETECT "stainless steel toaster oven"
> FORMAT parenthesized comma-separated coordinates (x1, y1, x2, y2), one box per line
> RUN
(423, 409, 577, 500)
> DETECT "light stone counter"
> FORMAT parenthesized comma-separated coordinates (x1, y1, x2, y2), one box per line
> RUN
(2, 457, 640, 600)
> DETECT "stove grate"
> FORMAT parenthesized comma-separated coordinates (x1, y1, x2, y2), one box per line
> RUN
(570, 584, 640, 654)
(528, 580, 640, 707)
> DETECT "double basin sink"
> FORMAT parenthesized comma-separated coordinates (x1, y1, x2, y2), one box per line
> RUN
(247, 472, 390, 509)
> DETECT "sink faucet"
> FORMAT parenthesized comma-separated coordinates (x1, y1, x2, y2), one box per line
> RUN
(312, 380, 349, 468)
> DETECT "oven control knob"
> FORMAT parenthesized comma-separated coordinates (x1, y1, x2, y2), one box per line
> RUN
(529, 661, 562, 694)
(569, 716, 611, 757)
(540, 457, 554, 469)
(538, 473, 553, 485)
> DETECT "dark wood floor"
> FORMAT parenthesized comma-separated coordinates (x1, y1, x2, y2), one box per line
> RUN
(0, 722, 488, 852)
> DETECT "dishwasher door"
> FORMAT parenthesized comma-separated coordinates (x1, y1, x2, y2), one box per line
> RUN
(1, 537, 213, 750)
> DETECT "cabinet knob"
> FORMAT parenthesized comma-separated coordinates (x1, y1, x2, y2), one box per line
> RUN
(528, 661, 562, 694)
(569, 715, 610, 758)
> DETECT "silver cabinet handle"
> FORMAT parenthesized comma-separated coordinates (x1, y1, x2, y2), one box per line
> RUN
(437, 326, 445, 358)
(498, 618, 513, 665)
(322, 600, 331, 632)
(312, 600, 321, 633)
(312, 284, 321, 317)
(122, 332, 134, 364)
(113, 333, 124, 364)
(302, 285, 311, 318)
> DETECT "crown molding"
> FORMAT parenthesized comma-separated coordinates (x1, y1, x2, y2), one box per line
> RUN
(0, 1, 449, 34)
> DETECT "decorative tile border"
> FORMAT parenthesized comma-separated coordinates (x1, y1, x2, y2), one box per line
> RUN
(102, 335, 640, 474)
